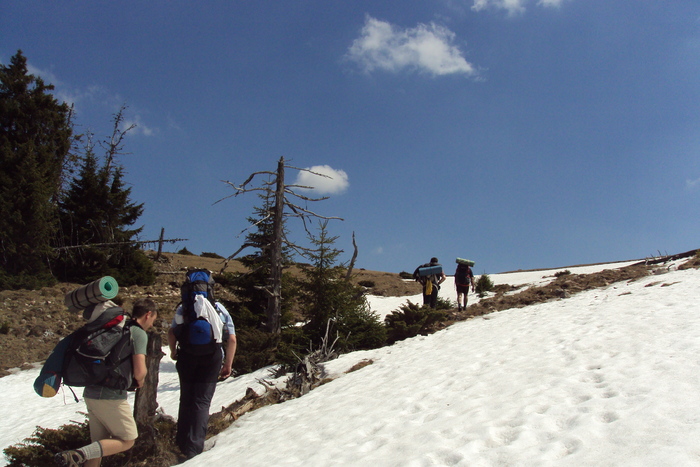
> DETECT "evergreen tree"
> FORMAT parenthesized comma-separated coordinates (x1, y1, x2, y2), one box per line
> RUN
(297, 221, 386, 352)
(227, 190, 295, 329)
(53, 112, 153, 286)
(0, 50, 74, 289)
(221, 157, 342, 334)
(54, 149, 107, 279)
(220, 192, 297, 373)
(475, 273, 495, 297)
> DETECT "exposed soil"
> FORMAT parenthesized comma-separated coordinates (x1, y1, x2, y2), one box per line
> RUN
(1, 250, 697, 378)
(437, 250, 699, 328)
(0, 252, 420, 376)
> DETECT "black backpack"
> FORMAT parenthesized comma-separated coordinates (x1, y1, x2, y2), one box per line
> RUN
(174, 269, 221, 356)
(62, 306, 135, 390)
(455, 264, 472, 286)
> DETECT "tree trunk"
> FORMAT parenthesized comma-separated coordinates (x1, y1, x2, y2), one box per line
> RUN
(155, 227, 165, 261)
(266, 157, 285, 334)
(345, 231, 358, 281)
(133, 332, 163, 423)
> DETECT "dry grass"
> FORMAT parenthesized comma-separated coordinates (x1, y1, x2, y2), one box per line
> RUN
(2, 250, 697, 377)
(0, 252, 418, 376)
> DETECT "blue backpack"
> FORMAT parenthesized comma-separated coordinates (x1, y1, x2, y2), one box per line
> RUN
(175, 269, 220, 356)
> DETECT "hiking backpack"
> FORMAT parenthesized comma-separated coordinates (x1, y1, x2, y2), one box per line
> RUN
(61, 305, 135, 390)
(414, 263, 442, 284)
(455, 264, 473, 286)
(413, 264, 429, 282)
(174, 269, 221, 356)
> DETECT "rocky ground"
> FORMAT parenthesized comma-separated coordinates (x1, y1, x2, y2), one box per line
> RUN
(0, 252, 421, 376)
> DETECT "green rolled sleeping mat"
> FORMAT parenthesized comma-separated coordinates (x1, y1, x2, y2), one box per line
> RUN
(64, 276, 119, 314)
(456, 258, 475, 267)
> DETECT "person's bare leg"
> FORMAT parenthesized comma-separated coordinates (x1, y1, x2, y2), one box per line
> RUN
(84, 439, 135, 467)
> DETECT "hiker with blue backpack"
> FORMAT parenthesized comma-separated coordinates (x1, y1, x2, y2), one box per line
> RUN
(167, 269, 237, 460)
(55, 298, 158, 467)
(413, 257, 447, 308)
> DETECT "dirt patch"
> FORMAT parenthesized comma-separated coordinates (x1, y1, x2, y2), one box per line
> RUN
(0, 252, 418, 376)
(2, 251, 696, 377)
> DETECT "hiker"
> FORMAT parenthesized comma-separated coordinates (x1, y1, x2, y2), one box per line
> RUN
(414, 257, 446, 308)
(167, 272, 237, 460)
(455, 262, 475, 311)
(55, 298, 158, 467)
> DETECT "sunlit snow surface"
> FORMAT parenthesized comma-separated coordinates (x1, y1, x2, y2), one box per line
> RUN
(3, 260, 699, 466)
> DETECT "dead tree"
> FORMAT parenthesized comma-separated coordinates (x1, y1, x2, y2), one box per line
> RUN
(155, 227, 165, 261)
(53, 236, 187, 251)
(133, 332, 163, 423)
(101, 103, 135, 178)
(345, 231, 358, 281)
(218, 157, 342, 334)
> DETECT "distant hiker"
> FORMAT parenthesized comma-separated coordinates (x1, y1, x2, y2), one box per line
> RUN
(167, 269, 237, 460)
(413, 257, 446, 308)
(455, 262, 475, 311)
(55, 298, 158, 467)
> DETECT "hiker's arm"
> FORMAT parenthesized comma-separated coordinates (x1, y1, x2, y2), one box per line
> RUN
(132, 353, 147, 388)
(167, 328, 178, 360)
(220, 333, 237, 379)
(438, 273, 446, 285)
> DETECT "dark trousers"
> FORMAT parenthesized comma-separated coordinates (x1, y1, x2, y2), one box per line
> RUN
(423, 286, 438, 308)
(175, 350, 222, 459)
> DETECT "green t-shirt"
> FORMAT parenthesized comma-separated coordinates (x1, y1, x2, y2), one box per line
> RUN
(83, 324, 148, 400)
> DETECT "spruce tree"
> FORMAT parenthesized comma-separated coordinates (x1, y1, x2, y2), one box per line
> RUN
(220, 157, 343, 334)
(55, 149, 108, 279)
(221, 192, 297, 373)
(297, 221, 386, 351)
(0, 50, 74, 289)
(54, 113, 153, 286)
(227, 191, 295, 328)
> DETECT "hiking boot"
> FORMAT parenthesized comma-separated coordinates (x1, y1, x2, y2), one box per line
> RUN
(55, 449, 86, 466)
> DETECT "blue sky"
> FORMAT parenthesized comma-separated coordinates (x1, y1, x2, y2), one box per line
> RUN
(3, 0, 699, 274)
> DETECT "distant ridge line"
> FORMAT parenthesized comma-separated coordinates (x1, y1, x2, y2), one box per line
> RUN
(497, 259, 642, 275)
(498, 248, 698, 275)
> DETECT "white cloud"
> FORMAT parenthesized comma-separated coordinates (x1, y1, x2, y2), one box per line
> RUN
(537, 0, 566, 7)
(27, 63, 87, 107)
(686, 177, 700, 190)
(26, 62, 155, 137)
(346, 16, 476, 77)
(27, 64, 60, 87)
(472, 0, 526, 15)
(122, 115, 155, 137)
(294, 165, 349, 195)
(472, 0, 565, 15)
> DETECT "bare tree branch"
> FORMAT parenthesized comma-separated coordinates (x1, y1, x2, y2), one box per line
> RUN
(284, 189, 330, 202)
(234, 213, 273, 238)
(101, 104, 135, 176)
(54, 238, 187, 251)
(214, 182, 270, 205)
(220, 157, 344, 334)
(345, 231, 358, 281)
(285, 201, 344, 221)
